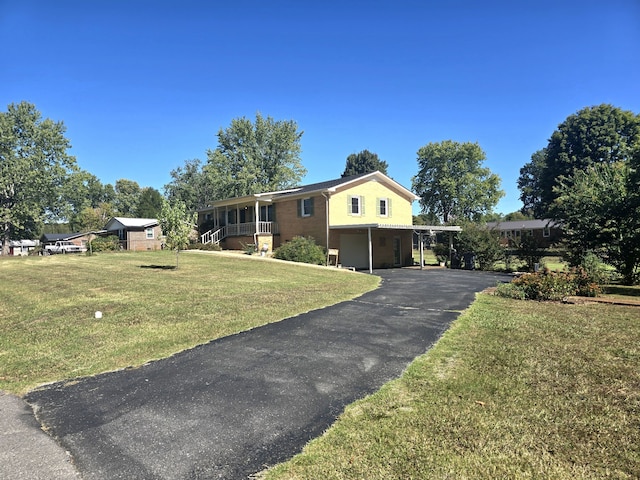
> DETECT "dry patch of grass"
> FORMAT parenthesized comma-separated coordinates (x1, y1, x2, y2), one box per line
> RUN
(261, 295, 640, 479)
(0, 251, 379, 394)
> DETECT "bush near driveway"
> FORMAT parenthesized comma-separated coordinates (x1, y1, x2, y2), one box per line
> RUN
(273, 236, 326, 265)
(496, 267, 601, 301)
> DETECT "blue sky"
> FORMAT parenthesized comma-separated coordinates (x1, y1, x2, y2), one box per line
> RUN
(2, 1, 639, 215)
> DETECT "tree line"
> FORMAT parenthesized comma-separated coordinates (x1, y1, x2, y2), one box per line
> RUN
(2, 101, 638, 282)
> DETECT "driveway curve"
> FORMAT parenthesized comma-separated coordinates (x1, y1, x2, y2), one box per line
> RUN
(25, 269, 509, 479)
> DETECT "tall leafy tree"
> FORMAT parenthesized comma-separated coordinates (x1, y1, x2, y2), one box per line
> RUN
(113, 179, 141, 216)
(164, 159, 213, 213)
(136, 187, 164, 218)
(341, 149, 388, 177)
(517, 149, 546, 217)
(73, 203, 116, 232)
(554, 162, 640, 285)
(0, 102, 76, 253)
(205, 113, 306, 199)
(518, 104, 640, 217)
(64, 171, 116, 231)
(412, 140, 504, 224)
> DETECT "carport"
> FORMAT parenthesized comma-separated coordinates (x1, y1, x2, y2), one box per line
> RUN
(331, 224, 461, 273)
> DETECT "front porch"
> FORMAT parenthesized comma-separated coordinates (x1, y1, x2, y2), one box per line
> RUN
(199, 195, 278, 247)
(200, 221, 279, 245)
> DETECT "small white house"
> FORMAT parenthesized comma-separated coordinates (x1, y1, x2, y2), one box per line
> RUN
(7, 240, 39, 256)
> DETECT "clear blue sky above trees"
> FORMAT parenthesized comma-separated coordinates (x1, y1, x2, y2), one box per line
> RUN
(1, 1, 638, 214)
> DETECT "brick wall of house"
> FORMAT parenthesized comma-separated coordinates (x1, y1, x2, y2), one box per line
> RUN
(498, 227, 562, 249)
(126, 226, 163, 251)
(276, 195, 329, 247)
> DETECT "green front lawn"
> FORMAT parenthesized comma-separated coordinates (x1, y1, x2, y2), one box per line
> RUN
(0, 251, 379, 395)
(261, 295, 640, 479)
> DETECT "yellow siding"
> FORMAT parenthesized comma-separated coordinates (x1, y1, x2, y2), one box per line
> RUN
(329, 181, 414, 226)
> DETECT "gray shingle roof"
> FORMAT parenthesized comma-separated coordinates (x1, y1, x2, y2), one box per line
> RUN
(485, 219, 560, 230)
(274, 172, 373, 197)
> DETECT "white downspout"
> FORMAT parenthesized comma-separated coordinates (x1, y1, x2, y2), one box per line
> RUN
(254, 199, 259, 246)
(321, 192, 330, 264)
(368, 226, 373, 274)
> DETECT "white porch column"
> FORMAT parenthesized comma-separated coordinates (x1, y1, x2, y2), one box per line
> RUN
(254, 199, 259, 243)
(368, 226, 373, 274)
(419, 232, 424, 270)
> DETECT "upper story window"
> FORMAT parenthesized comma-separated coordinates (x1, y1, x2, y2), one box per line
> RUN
(145, 227, 154, 239)
(377, 197, 391, 217)
(298, 197, 314, 217)
(348, 195, 364, 216)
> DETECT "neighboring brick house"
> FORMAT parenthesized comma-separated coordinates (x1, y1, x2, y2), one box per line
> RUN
(485, 219, 562, 248)
(104, 217, 163, 251)
(198, 171, 460, 272)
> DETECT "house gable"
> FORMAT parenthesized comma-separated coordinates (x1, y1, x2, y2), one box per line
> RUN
(329, 177, 414, 226)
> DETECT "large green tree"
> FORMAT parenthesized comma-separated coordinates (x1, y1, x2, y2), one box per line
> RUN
(65, 171, 116, 231)
(554, 161, 640, 284)
(205, 113, 306, 199)
(164, 159, 214, 213)
(136, 187, 164, 218)
(113, 179, 141, 216)
(0, 102, 77, 253)
(341, 149, 388, 177)
(412, 140, 503, 224)
(518, 104, 640, 217)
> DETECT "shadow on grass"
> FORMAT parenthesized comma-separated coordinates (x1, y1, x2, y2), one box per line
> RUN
(140, 265, 176, 270)
(604, 285, 640, 297)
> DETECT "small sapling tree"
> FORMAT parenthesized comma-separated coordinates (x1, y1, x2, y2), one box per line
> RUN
(159, 200, 196, 268)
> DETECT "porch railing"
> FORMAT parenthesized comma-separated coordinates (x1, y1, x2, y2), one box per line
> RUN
(200, 222, 278, 245)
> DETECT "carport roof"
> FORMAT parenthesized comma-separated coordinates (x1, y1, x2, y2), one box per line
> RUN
(330, 224, 461, 232)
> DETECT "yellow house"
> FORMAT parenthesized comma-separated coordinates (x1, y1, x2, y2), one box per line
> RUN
(198, 171, 460, 272)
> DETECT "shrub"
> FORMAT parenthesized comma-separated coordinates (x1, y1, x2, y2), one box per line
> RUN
(273, 236, 326, 265)
(187, 242, 221, 251)
(495, 267, 601, 301)
(456, 223, 504, 271)
(580, 251, 610, 285)
(432, 243, 449, 263)
(513, 234, 545, 272)
(90, 235, 120, 252)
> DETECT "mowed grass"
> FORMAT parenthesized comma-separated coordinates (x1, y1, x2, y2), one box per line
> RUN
(262, 295, 640, 479)
(0, 251, 380, 395)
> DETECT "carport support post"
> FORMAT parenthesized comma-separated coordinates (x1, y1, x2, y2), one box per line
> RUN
(368, 226, 373, 274)
(419, 233, 424, 270)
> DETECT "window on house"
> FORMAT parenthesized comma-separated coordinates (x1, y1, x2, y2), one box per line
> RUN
(260, 204, 276, 221)
(377, 197, 390, 217)
(298, 197, 314, 217)
(302, 198, 313, 217)
(348, 195, 364, 215)
(543, 226, 550, 237)
(145, 227, 154, 239)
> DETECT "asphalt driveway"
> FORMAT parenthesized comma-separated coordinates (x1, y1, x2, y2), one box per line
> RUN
(25, 268, 509, 479)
